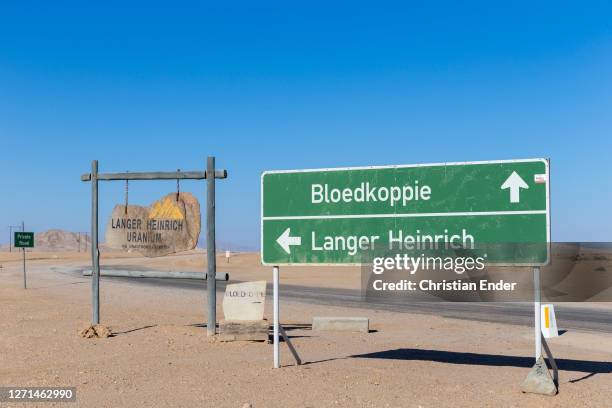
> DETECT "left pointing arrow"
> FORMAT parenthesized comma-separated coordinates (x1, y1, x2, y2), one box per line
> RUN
(276, 227, 302, 254)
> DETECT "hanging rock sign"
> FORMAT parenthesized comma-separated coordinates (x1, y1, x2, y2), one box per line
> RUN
(105, 192, 201, 257)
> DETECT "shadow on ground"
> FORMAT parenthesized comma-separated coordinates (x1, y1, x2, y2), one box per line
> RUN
(282, 323, 312, 331)
(351, 348, 612, 382)
(112, 325, 158, 336)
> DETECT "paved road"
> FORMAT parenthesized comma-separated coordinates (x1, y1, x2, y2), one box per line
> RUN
(80, 271, 612, 334)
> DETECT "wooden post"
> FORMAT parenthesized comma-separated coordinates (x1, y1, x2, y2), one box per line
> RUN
(91, 160, 100, 325)
(206, 156, 217, 336)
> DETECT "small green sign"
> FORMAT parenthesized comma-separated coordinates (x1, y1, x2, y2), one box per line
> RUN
(14, 232, 34, 248)
(261, 159, 550, 266)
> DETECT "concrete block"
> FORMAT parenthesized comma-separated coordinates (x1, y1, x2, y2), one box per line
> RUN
(312, 317, 369, 333)
(222, 281, 266, 321)
(521, 356, 558, 396)
(219, 319, 269, 342)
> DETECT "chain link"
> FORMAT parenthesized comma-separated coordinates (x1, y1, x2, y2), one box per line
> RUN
(176, 169, 180, 201)
(124, 171, 129, 214)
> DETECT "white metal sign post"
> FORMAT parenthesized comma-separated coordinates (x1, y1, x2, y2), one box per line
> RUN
(273, 266, 279, 368)
(272, 265, 302, 368)
(534, 267, 542, 360)
(533, 266, 559, 386)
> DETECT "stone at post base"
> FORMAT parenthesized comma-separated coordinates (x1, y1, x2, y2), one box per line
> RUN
(521, 356, 558, 396)
(218, 319, 269, 342)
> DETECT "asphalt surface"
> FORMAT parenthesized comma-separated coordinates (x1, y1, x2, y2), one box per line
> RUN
(79, 271, 612, 334)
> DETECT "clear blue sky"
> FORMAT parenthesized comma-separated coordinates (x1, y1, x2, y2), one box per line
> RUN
(1, 1, 610, 248)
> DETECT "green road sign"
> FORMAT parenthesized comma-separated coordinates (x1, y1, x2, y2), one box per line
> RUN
(261, 159, 550, 266)
(14, 232, 34, 248)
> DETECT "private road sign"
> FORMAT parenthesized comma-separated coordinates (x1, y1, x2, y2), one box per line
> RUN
(14, 232, 34, 248)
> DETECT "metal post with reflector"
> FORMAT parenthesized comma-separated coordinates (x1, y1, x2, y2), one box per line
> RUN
(541, 304, 559, 338)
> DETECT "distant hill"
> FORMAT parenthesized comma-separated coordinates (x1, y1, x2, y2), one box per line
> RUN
(33, 229, 91, 252)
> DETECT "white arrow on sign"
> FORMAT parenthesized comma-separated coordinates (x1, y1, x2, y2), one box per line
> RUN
(501, 171, 529, 203)
(276, 227, 302, 254)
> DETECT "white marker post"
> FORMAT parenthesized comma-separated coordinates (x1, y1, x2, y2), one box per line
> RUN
(273, 265, 280, 368)
(541, 304, 559, 338)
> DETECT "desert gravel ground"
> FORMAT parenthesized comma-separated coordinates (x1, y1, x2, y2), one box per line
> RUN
(1, 251, 611, 407)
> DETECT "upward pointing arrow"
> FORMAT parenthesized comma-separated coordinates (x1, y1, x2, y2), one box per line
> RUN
(501, 171, 529, 203)
(276, 227, 302, 254)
